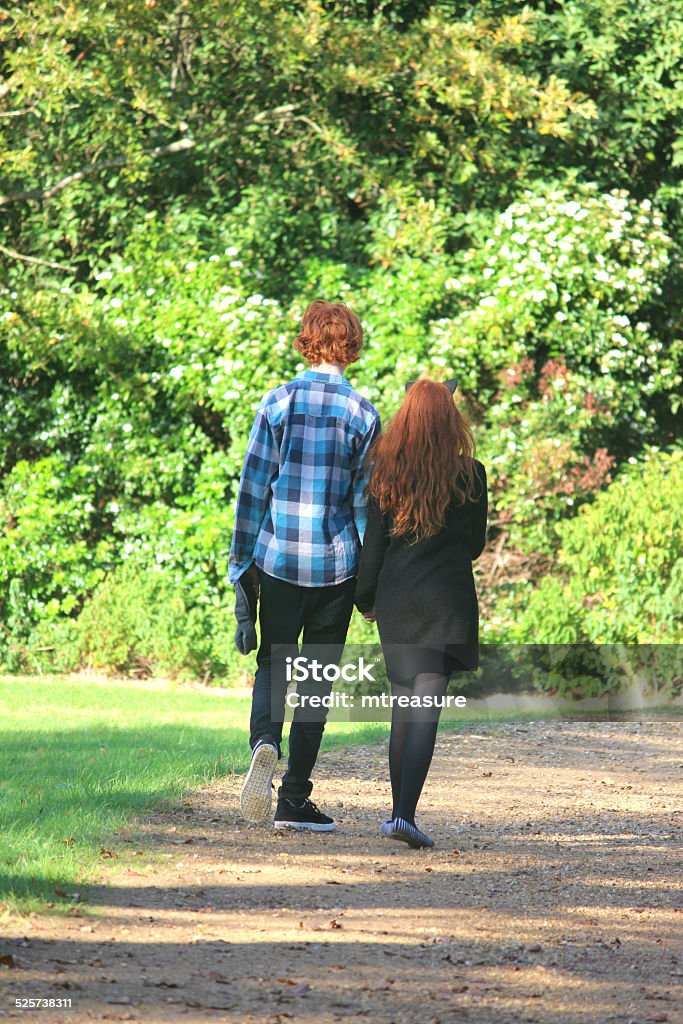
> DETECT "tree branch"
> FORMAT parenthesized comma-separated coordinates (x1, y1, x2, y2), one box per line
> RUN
(0, 137, 196, 207)
(0, 105, 334, 209)
(0, 243, 75, 272)
(0, 107, 34, 119)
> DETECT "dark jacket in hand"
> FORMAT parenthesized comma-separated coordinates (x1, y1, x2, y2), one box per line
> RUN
(234, 574, 258, 655)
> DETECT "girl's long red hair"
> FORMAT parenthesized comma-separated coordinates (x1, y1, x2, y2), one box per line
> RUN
(369, 380, 480, 542)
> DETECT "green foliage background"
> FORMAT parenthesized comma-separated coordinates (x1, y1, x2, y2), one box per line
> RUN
(1, 1, 682, 690)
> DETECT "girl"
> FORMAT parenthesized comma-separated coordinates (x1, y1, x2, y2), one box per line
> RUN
(354, 379, 488, 849)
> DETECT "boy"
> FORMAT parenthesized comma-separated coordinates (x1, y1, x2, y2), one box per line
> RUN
(229, 300, 381, 830)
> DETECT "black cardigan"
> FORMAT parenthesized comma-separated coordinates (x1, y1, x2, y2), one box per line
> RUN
(354, 460, 488, 674)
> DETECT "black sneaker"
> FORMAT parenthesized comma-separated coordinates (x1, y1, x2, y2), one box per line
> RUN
(274, 797, 336, 832)
(240, 740, 278, 823)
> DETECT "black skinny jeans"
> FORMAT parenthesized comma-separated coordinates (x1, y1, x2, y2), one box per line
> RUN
(250, 570, 356, 802)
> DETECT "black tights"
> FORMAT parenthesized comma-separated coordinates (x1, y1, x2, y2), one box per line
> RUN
(389, 672, 449, 826)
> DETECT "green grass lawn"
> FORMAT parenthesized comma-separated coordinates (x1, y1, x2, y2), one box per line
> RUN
(0, 675, 389, 913)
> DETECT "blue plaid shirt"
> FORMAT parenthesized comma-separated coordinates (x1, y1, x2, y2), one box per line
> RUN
(229, 369, 381, 587)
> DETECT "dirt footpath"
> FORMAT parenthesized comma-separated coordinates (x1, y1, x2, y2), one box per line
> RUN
(2, 721, 682, 1024)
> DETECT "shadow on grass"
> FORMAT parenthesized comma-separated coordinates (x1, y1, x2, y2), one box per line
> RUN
(0, 720, 252, 905)
(0, 713, 391, 905)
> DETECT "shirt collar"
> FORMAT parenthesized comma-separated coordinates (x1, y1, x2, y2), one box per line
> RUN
(299, 368, 351, 386)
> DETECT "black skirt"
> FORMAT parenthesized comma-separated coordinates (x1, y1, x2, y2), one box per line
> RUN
(354, 462, 489, 687)
(380, 645, 470, 686)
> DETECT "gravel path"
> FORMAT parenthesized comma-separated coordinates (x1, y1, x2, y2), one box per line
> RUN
(2, 721, 682, 1023)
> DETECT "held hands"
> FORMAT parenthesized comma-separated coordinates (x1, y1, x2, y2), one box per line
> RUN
(353, 598, 376, 622)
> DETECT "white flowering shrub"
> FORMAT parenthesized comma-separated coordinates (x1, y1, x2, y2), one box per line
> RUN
(425, 184, 679, 408)
(419, 184, 682, 552)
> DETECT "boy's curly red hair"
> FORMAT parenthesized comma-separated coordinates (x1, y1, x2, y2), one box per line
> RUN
(293, 300, 363, 366)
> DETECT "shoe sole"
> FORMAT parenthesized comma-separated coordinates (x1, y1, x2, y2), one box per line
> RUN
(388, 831, 434, 850)
(274, 821, 336, 832)
(240, 744, 278, 823)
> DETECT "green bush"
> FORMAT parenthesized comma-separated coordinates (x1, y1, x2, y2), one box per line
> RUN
(64, 564, 241, 681)
(508, 446, 683, 644)
(477, 643, 683, 701)
(2, 186, 681, 685)
(426, 183, 681, 549)
(0, 456, 113, 657)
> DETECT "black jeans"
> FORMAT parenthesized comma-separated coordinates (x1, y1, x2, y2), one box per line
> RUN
(250, 570, 356, 802)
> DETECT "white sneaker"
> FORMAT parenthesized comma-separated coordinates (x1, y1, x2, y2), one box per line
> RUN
(239, 741, 278, 822)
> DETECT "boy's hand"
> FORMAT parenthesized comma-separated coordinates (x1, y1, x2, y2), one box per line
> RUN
(362, 609, 376, 622)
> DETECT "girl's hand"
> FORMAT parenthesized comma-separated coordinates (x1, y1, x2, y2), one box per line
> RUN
(363, 610, 376, 622)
